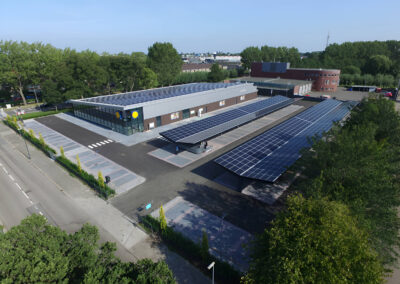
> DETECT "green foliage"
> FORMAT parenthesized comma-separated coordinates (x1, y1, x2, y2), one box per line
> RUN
(342, 65, 361, 74)
(298, 95, 400, 267)
(56, 155, 115, 199)
(98, 171, 105, 188)
(147, 42, 182, 86)
(39, 132, 45, 145)
(3, 119, 56, 156)
(0, 215, 176, 283)
(340, 73, 397, 87)
(60, 146, 65, 157)
(173, 72, 208, 84)
(364, 54, 392, 75)
(240, 47, 262, 70)
(141, 215, 240, 284)
(28, 128, 34, 137)
(76, 154, 82, 172)
(159, 205, 167, 233)
(244, 194, 384, 284)
(207, 63, 226, 82)
(200, 229, 209, 262)
(20, 108, 71, 120)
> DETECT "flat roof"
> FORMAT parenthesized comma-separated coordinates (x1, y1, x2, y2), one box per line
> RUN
(70, 82, 243, 108)
(289, 67, 340, 71)
(234, 77, 311, 87)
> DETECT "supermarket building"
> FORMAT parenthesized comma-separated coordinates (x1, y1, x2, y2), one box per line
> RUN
(69, 82, 257, 135)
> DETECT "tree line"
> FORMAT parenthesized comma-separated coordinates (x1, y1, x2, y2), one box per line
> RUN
(244, 96, 400, 283)
(240, 40, 400, 87)
(0, 41, 240, 107)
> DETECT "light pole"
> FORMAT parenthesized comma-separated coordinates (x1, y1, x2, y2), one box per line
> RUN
(207, 261, 215, 284)
(17, 109, 31, 159)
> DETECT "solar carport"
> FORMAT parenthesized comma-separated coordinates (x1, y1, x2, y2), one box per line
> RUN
(160, 95, 295, 153)
(214, 99, 357, 182)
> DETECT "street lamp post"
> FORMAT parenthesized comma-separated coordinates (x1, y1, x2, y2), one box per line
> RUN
(207, 261, 215, 284)
(17, 109, 31, 159)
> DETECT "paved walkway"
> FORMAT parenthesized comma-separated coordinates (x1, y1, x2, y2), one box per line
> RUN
(23, 119, 145, 195)
(149, 104, 303, 168)
(151, 196, 253, 272)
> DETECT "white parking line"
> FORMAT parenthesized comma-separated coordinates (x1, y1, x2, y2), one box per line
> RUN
(15, 183, 22, 190)
(99, 142, 106, 145)
(92, 144, 98, 148)
(9, 175, 14, 181)
(88, 145, 93, 149)
(96, 143, 102, 146)
(22, 191, 29, 199)
(3, 167, 8, 174)
(104, 140, 110, 144)
(107, 139, 113, 142)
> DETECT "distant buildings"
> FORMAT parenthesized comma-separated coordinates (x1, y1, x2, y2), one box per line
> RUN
(251, 62, 340, 92)
(182, 63, 213, 73)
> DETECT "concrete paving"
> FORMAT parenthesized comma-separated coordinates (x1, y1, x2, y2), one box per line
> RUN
(151, 196, 253, 272)
(23, 119, 145, 195)
(148, 104, 303, 168)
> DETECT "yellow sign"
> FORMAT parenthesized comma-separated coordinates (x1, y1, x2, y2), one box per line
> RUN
(115, 111, 121, 119)
(132, 111, 139, 119)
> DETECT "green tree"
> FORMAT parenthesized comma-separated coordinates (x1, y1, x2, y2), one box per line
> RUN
(240, 46, 261, 70)
(243, 194, 384, 284)
(98, 171, 105, 188)
(299, 96, 400, 267)
(207, 63, 225, 82)
(200, 229, 209, 262)
(159, 205, 167, 233)
(60, 146, 65, 157)
(0, 215, 176, 283)
(147, 42, 182, 86)
(364, 54, 392, 75)
(76, 154, 82, 172)
(342, 65, 361, 74)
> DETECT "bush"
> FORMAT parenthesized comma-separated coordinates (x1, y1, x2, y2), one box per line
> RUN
(56, 155, 115, 199)
(141, 215, 241, 284)
(20, 108, 72, 120)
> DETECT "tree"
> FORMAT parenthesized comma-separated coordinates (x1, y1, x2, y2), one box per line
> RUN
(200, 229, 209, 261)
(364, 55, 391, 75)
(159, 205, 167, 233)
(240, 46, 261, 70)
(243, 194, 384, 284)
(342, 65, 361, 74)
(207, 63, 225, 82)
(0, 215, 176, 283)
(299, 96, 400, 267)
(60, 146, 65, 157)
(147, 42, 182, 86)
(0, 41, 37, 105)
(76, 154, 82, 172)
(98, 171, 105, 188)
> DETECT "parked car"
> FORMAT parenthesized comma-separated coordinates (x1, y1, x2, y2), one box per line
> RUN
(320, 95, 331, 99)
(384, 92, 393, 97)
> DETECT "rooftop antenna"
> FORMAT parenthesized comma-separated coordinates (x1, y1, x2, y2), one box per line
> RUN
(326, 31, 330, 49)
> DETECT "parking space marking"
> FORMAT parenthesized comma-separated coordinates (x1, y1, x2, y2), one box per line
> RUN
(87, 139, 113, 149)
(9, 174, 14, 181)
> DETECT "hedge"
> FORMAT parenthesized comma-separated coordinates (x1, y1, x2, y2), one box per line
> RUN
(3, 119, 56, 157)
(141, 215, 241, 284)
(19, 108, 72, 120)
(3, 118, 115, 199)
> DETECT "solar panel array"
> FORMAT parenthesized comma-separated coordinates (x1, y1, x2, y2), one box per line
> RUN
(214, 99, 357, 182)
(77, 82, 243, 107)
(160, 95, 294, 145)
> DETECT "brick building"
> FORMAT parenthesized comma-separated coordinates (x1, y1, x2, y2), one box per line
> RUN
(251, 62, 340, 92)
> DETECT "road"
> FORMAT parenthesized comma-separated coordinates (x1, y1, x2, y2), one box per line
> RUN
(0, 131, 90, 232)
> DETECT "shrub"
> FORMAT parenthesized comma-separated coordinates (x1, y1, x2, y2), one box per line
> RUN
(159, 205, 167, 233)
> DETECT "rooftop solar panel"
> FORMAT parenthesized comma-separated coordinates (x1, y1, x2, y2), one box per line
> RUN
(214, 100, 356, 182)
(160, 95, 294, 145)
(74, 82, 243, 107)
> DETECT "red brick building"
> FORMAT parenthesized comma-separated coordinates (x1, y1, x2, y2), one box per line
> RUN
(251, 62, 341, 92)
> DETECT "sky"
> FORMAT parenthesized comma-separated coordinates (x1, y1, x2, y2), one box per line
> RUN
(1, 0, 400, 54)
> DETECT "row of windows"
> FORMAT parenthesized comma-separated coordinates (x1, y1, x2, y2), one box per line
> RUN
(320, 87, 335, 91)
(304, 73, 338, 77)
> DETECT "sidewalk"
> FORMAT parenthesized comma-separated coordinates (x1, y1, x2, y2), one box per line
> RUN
(0, 122, 209, 284)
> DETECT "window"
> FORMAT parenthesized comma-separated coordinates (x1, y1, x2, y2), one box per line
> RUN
(170, 112, 179, 120)
(219, 100, 225, 106)
(325, 80, 329, 84)
(190, 110, 195, 115)
(240, 95, 245, 101)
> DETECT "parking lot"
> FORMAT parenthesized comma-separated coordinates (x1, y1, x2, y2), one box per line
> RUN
(35, 99, 315, 234)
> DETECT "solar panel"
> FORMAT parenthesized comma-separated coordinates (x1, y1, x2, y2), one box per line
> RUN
(77, 82, 243, 106)
(160, 95, 294, 145)
(214, 100, 356, 182)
